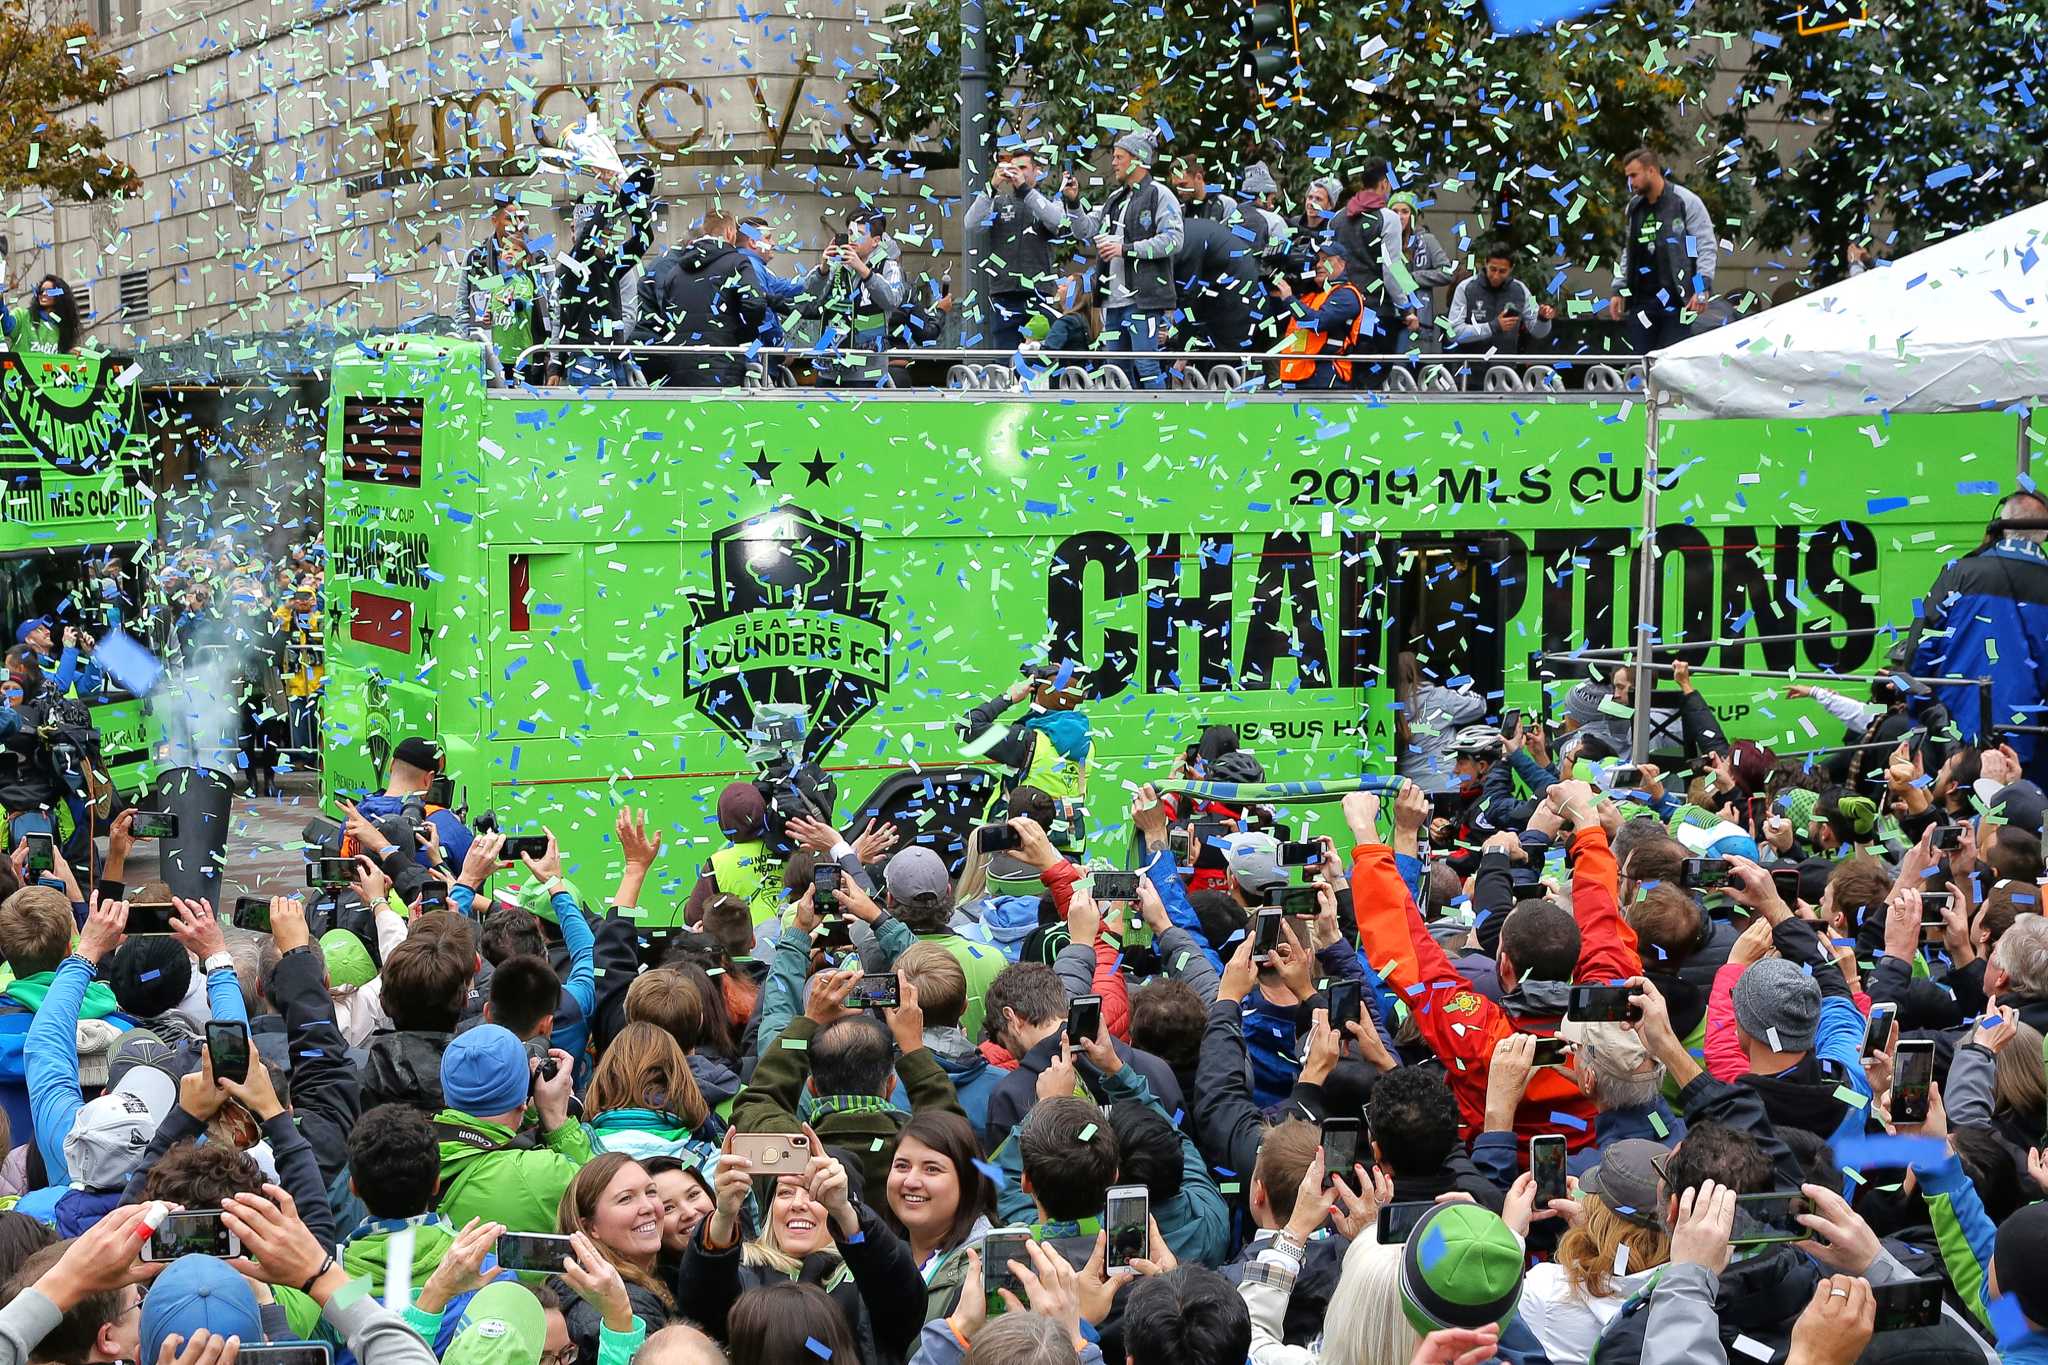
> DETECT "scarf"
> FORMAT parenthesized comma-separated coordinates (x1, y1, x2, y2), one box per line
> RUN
(798, 1092, 897, 1124)
(1022, 710, 1091, 763)
(4, 973, 125, 1019)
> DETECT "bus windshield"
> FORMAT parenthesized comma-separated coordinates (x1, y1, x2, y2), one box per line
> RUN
(0, 544, 147, 699)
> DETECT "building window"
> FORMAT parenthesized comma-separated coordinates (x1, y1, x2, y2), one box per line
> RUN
(119, 270, 149, 320)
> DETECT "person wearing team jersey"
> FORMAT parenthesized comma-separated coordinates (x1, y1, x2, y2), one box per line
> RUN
(464, 204, 554, 382)
(0, 276, 80, 354)
(957, 664, 1093, 829)
(681, 782, 782, 927)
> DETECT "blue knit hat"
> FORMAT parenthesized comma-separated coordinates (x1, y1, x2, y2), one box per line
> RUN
(140, 1256, 262, 1365)
(440, 1024, 531, 1117)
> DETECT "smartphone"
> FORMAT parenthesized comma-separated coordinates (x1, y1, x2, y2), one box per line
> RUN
(1510, 880, 1551, 901)
(237, 1348, 333, 1365)
(1191, 819, 1233, 844)
(308, 857, 356, 888)
(1091, 870, 1140, 901)
(23, 833, 51, 873)
(1871, 1275, 1944, 1332)
(1104, 1184, 1149, 1275)
(1729, 1190, 1813, 1246)
(125, 902, 179, 935)
(493, 1232, 576, 1274)
(1067, 994, 1102, 1047)
(1427, 792, 1462, 825)
(1892, 1039, 1934, 1124)
(415, 885, 450, 915)
(1567, 985, 1642, 1023)
(1251, 907, 1284, 963)
(1932, 824, 1963, 854)
(1167, 828, 1191, 861)
(976, 823, 1023, 854)
(144, 1210, 241, 1262)
(1277, 840, 1323, 868)
(854, 972, 901, 1009)
(1862, 1003, 1896, 1058)
(1377, 1201, 1435, 1243)
(1918, 891, 1953, 928)
(128, 810, 178, 839)
(1770, 867, 1803, 905)
(1266, 884, 1321, 915)
(1680, 857, 1732, 891)
(813, 862, 841, 913)
(728, 1131, 813, 1172)
(205, 1021, 251, 1085)
(501, 834, 550, 861)
(1530, 1036, 1572, 1067)
(1610, 766, 1644, 788)
(983, 1229, 1033, 1308)
(1322, 1118, 1361, 1190)
(1501, 708, 1523, 741)
(236, 1348, 333, 1365)
(1326, 979, 1362, 1036)
(232, 895, 271, 933)
(1531, 1134, 1568, 1205)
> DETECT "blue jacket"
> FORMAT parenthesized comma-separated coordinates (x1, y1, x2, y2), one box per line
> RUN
(356, 793, 475, 871)
(28, 954, 244, 1187)
(739, 249, 803, 347)
(929, 1041, 1003, 1148)
(1911, 536, 2048, 783)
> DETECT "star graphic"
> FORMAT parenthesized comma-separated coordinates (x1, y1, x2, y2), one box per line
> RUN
(744, 449, 779, 483)
(800, 449, 836, 486)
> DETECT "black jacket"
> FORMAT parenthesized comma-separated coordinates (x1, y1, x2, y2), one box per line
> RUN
(652, 238, 767, 388)
(358, 1029, 450, 1114)
(270, 945, 362, 1185)
(556, 168, 656, 351)
(1191, 998, 1328, 1181)
(1593, 1245, 1821, 1365)
(553, 1279, 673, 1365)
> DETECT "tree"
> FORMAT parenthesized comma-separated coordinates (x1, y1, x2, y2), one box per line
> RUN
(1704, 0, 2047, 285)
(0, 0, 138, 203)
(857, 0, 1726, 278)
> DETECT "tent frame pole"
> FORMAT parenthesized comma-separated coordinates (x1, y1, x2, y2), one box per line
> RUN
(1629, 365, 1661, 762)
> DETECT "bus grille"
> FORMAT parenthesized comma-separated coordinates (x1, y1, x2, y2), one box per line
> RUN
(340, 397, 424, 487)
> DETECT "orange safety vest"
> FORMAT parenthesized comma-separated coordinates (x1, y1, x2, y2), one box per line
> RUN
(340, 802, 448, 859)
(1278, 282, 1365, 384)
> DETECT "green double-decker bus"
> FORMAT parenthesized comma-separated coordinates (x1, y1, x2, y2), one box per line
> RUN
(320, 337, 2017, 891)
(0, 348, 154, 791)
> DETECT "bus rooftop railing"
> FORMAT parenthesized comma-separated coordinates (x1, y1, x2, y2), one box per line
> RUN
(489, 340, 1650, 397)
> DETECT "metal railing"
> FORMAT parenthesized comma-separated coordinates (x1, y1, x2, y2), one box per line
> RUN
(499, 340, 1652, 397)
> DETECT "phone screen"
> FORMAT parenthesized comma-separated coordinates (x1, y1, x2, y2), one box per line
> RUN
(495, 1233, 576, 1274)
(1104, 1186, 1148, 1272)
(125, 902, 179, 935)
(1530, 1036, 1571, 1067)
(205, 1022, 251, 1085)
(129, 810, 178, 839)
(1531, 1136, 1567, 1205)
(310, 858, 355, 887)
(1871, 1275, 1944, 1332)
(1892, 1041, 1934, 1123)
(1681, 858, 1732, 890)
(1729, 1191, 1812, 1246)
(232, 896, 271, 933)
(237, 1348, 334, 1365)
(855, 973, 901, 1009)
(1067, 995, 1102, 1047)
(983, 1231, 1033, 1304)
(976, 824, 1023, 854)
(23, 833, 51, 871)
(1322, 1119, 1360, 1187)
(1252, 909, 1283, 961)
(1501, 708, 1523, 740)
(1862, 1005, 1895, 1058)
(1091, 871, 1140, 901)
(147, 1211, 237, 1262)
(1566, 985, 1641, 1023)
(1326, 980, 1361, 1035)
(1277, 840, 1323, 867)
(1377, 1201, 1434, 1243)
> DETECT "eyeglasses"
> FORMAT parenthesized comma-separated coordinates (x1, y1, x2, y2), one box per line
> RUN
(540, 1347, 578, 1365)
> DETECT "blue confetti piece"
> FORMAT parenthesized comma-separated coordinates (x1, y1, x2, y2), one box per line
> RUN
(1482, 0, 1616, 34)
(1865, 496, 1909, 515)
(1925, 164, 1972, 189)
(572, 659, 594, 693)
(804, 1337, 833, 1360)
(140, 970, 161, 982)
(971, 1157, 1007, 1188)
(1548, 1111, 1588, 1132)
(1024, 499, 1060, 516)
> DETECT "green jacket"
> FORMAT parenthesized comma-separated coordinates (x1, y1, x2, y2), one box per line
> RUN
(435, 1109, 593, 1234)
(731, 1014, 966, 1196)
(916, 931, 1007, 1044)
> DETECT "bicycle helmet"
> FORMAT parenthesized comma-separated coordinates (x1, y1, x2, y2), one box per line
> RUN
(1444, 725, 1506, 761)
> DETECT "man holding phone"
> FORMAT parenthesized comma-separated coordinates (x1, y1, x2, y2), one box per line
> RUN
(1344, 780, 1636, 1151)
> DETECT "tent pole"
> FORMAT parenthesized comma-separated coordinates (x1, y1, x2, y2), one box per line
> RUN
(1630, 364, 1661, 762)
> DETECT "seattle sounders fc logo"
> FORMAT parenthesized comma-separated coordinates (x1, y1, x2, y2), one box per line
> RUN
(685, 507, 890, 762)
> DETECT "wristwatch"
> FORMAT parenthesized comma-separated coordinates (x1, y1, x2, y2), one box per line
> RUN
(202, 951, 234, 975)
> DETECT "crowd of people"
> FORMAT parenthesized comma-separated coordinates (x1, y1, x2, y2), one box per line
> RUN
(464, 138, 1716, 391)
(0, 493, 2041, 1365)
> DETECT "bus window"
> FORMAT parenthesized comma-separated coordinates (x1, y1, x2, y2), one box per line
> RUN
(1385, 534, 1526, 706)
(0, 545, 147, 699)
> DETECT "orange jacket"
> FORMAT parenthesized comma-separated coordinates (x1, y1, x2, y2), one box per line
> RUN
(1349, 828, 1639, 1153)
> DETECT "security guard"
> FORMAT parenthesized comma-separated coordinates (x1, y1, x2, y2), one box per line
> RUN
(959, 663, 1094, 835)
(682, 781, 782, 928)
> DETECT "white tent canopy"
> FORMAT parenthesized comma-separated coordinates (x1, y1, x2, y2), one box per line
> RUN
(1651, 198, 2048, 419)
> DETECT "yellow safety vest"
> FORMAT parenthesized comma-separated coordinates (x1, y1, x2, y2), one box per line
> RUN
(1021, 728, 1088, 800)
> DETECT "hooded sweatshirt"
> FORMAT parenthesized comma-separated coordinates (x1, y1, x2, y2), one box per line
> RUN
(435, 1109, 594, 1235)
(340, 1212, 518, 1354)
(361, 1030, 452, 1114)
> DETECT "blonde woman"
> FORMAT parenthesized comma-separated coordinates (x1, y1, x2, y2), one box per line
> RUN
(1514, 1141, 1670, 1364)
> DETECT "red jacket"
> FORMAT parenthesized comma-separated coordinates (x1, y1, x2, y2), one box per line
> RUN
(1349, 828, 1639, 1153)
(1042, 858, 1132, 1041)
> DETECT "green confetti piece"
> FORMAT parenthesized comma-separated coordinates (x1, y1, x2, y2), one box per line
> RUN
(1647, 1109, 1669, 1139)
(781, 1037, 808, 1050)
(1077, 1124, 1097, 1142)
(1833, 1085, 1867, 1109)
(1218, 1182, 1241, 1194)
